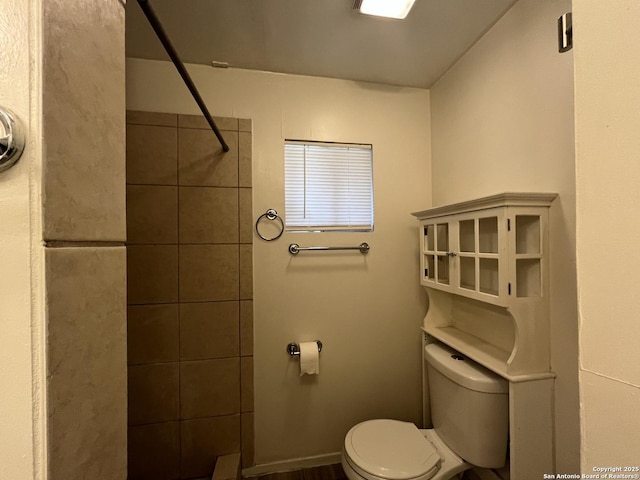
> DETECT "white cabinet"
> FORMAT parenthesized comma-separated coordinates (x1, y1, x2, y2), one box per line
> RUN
(414, 193, 558, 478)
(413, 193, 556, 375)
(416, 196, 552, 309)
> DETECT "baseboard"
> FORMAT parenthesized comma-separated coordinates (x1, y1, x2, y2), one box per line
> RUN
(242, 452, 342, 477)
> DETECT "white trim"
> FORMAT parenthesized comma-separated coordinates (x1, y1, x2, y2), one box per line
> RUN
(285, 139, 372, 150)
(242, 453, 342, 477)
(412, 192, 557, 220)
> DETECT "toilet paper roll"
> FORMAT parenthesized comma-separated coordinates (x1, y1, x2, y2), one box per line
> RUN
(299, 342, 320, 376)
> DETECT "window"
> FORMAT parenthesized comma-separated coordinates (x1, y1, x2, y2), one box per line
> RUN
(284, 140, 374, 232)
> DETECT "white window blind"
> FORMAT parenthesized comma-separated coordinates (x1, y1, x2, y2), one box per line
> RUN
(284, 140, 374, 232)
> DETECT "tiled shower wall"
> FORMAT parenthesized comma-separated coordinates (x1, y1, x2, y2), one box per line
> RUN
(43, 1, 127, 478)
(125, 111, 254, 479)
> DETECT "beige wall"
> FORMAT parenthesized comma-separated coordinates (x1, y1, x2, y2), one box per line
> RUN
(0, 1, 44, 478)
(430, 0, 579, 472)
(127, 59, 431, 465)
(573, 0, 640, 468)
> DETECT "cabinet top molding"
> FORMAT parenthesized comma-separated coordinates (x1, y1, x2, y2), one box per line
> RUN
(412, 192, 558, 220)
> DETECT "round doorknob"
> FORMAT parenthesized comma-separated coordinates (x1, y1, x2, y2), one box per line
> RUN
(0, 107, 26, 173)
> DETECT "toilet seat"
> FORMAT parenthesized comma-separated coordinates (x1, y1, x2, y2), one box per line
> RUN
(344, 420, 441, 480)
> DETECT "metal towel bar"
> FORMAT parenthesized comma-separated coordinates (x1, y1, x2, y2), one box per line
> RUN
(288, 243, 370, 255)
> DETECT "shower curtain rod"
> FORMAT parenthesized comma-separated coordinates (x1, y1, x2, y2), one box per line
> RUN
(137, 0, 230, 152)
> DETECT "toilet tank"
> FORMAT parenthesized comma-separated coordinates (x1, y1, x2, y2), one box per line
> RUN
(424, 342, 509, 469)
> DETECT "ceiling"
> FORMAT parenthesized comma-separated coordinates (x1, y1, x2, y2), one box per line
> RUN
(125, 0, 517, 89)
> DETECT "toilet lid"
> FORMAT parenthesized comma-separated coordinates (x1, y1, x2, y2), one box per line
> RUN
(344, 420, 441, 480)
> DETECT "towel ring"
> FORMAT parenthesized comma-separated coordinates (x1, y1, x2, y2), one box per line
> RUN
(255, 209, 284, 241)
(0, 107, 25, 173)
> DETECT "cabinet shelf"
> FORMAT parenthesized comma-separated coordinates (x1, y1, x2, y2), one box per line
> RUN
(423, 325, 555, 382)
(514, 253, 542, 259)
(425, 325, 510, 375)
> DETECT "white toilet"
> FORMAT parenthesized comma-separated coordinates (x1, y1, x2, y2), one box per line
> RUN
(341, 341, 509, 480)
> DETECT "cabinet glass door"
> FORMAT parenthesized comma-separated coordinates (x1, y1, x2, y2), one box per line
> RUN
(456, 214, 502, 298)
(421, 221, 453, 288)
(458, 219, 476, 291)
(435, 223, 451, 286)
(422, 224, 435, 283)
(421, 209, 506, 303)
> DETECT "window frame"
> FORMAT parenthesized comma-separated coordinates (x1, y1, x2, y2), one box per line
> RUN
(283, 139, 374, 233)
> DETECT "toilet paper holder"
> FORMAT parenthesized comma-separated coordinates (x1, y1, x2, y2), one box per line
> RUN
(287, 340, 322, 357)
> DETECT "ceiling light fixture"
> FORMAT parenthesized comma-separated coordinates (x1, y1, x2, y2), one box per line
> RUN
(353, 0, 417, 19)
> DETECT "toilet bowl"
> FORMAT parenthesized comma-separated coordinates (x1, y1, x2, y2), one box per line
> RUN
(341, 341, 509, 480)
(341, 420, 469, 480)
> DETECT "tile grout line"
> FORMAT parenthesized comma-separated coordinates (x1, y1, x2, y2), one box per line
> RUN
(237, 121, 242, 378)
(236, 126, 244, 467)
(176, 118, 184, 480)
(44, 240, 125, 248)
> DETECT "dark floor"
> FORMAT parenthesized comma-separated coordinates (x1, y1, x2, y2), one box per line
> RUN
(248, 463, 348, 480)
(246, 463, 487, 480)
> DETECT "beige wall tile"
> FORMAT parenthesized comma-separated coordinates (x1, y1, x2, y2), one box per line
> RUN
(127, 185, 178, 244)
(241, 413, 254, 469)
(181, 415, 241, 479)
(127, 304, 179, 365)
(124, 112, 252, 474)
(180, 302, 239, 360)
(178, 129, 238, 187)
(128, 422, 180, 480)
(215, 116, 239, 132)
(239, 245, 253, 300)
(127, 245, 179, 304)
(240, 300, 253, 357)
(241, 357, 254, 413)
(239, 188, 253, 244)
(179, 245, 239, 302)
(179, 187, 239, 244)
(127, 124, 178, 185)
(128, 363, 179, 425)
(238, 132, 252, 188)
(46, 247, 127, 479)
(179, 114, 239, 131)
(238, 118, 252, 133)
(42, 0, 125, 243)
(127, 110, 177, 127)
(212, 453, 241, 480)
(180, 358, 240, 419)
